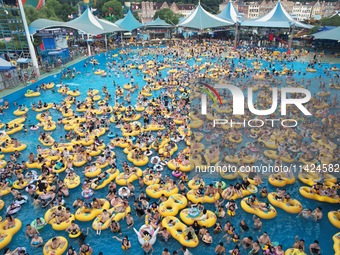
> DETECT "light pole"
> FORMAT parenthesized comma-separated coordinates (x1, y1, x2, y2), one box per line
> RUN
(287, 22, 295, 55)
(233, 15, 242, 50)
(18, 0, 40, 76)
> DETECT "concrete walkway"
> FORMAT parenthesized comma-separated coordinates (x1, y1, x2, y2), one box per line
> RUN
(0, 55, 88, 98)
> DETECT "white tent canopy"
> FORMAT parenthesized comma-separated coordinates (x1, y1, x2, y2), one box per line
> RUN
(217, 1, 239, 24)
(178, 3, 233, 30)
(29, 8, 124, 35)
(313, 26, 340, 41)
(241, 1, 313, 29)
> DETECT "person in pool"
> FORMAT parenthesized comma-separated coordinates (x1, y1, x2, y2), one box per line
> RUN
(34, 218, 46, 229)
(202, 230, 213, 245)
(66, 246, 77, 255)
(309, 240, 321, 255)
(241, 236, 253, 249)
(214, 242, 226, 255)
(274, 244, 284, 255)
(79, 243, 93, 255)
(258, 232, 271, 246)
(112, 236, 131, 250)
(47, 237, 66, 252)
(292, 236, 305, 251)
(252, 215, 262, 231)
(298, 208, 313, 219)
(142, 242, 154, 255)
(25, 224, 39, 239)
(31, 233, 43, 248)
(312, 207, 322, 221)
(66, 221, 80, 236)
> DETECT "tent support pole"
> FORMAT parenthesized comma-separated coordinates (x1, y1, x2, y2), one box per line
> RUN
(287, 25, 295, 55)
(105, 34, 108, 51)
(18, 0, 40, 77)
(87, 34, 92, 57)
(234, 21, 239, 50)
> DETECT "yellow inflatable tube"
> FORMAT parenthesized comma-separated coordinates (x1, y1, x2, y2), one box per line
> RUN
(328, 211, 340, 229)
(127, 152, 149, 166)
(44, 206, 75, 230)
(180, 209, 217, 227)
(115, 168, 143, 186)
(64, 175, 80, 189)
(1, 143, 27, 153)
(284, 248, 306, 255)
(267, 192, 302, 214)
(333, 232, 340, 255)
(240, 197, 277, 219)
(146, 184, 179, 198)
(186, 189, 220, 203)
(92, 204, 131, 230)
(297, 172, 320, 186)
(159, 194, 188, 217)
(161, 216, 199, 248)
(264, 150, 279, 160)
(223, 185, 258, 200)
(167, 160, 194, 172)
(92, 169, 119, 190)
(0, 218, 22, 249)
(75, 199, 110, 221)
(299, 186, 340, 204)
(13, 108, 28, 116)
(268, 174, 296, 187)
(43, 236, 68, 255)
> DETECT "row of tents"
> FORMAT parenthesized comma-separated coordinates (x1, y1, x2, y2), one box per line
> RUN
(24, 1, 340, 42)
(29, 1, 312, 35)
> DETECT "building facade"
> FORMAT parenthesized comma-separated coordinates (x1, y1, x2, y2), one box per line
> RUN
(131, 1, 195, 23)
(219, 0, 339, 21)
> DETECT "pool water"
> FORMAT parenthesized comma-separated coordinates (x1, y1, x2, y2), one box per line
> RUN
(0, 47, 339, 255)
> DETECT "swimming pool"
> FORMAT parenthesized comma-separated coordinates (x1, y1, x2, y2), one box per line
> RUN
(0, 45, 339, 255)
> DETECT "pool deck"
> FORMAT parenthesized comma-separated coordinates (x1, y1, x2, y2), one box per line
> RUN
(0, 55, 88, 98)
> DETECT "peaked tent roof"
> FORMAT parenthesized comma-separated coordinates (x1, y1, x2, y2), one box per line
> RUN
(178, 4, 233, 30)
(312, 26, 340, 41)
(144, 17, 173, 28)
(0, 58, 16, 71)
(115, 10, 143, 32)
(217, 1, 239, 24)
(29, 8, 124, 35)
(241, 1, 313, 29)
(29, 19, 65, 35)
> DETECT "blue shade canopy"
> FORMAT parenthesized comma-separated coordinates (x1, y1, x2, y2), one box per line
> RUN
(0, 58, 16, 71)
(144, 17, 173, 28)
(217, 1, 239, 24)
(115, 10, 143, 31)
(312, 26, 340, 41)
(29, 8, 125, 35)
(241, 1, 313, 29)
(178, 4, 233, 30)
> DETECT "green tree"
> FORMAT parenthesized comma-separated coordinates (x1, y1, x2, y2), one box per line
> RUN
(102, 0, 123, 19)
(94, 0, 106, 10)
(200, 0, 223, 14)
(309, 26, 320, 35)
(36, 5, 60, 20)
(154, 8, 181, 25)
(319, 15, 340, 26)
(133, 10, 141, 22)
(44, 0, 76, 21)
(24, 6, 40, 24)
